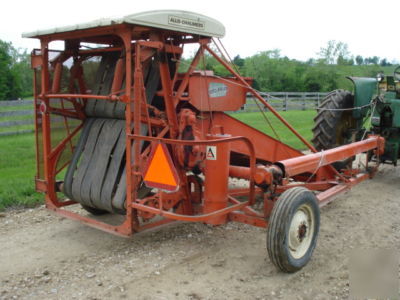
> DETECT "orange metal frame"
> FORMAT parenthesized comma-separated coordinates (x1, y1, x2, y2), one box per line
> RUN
(31, 23, 385, 237)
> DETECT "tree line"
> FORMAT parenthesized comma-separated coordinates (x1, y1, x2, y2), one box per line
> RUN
(0, 40, 32, 100)
(188, 40, 397, 92)
(0, 39, 397, 100)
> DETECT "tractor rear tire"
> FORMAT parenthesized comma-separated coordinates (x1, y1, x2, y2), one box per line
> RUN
(312, 90, 356, 169)
(267, 187, 320, 273)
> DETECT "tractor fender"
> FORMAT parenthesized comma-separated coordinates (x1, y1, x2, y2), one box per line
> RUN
(346, 76, 378, 119)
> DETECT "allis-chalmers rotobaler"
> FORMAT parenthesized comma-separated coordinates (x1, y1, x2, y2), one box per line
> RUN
(23, 10, 388, 272)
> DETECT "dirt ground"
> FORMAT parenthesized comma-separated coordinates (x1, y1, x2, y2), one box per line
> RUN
(0, 164, 399, 300)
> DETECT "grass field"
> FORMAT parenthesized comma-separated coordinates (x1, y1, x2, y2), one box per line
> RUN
(0, 134, 42, 210)
(0, 110, 316, 210)
(231, 110, 316, 149)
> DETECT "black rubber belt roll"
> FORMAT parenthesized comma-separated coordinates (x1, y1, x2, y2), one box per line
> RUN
(65, 119, 126, 210)
(71, 119, 107, 206)
(82, 120, 121, 209)
(63, 118, 95, 200)
(85, 53, 125, 119)
(63, 53, 160, 213)
(99, 121, 126, 211)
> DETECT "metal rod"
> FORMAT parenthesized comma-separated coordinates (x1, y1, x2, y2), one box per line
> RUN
(132, 198, 248, 222)
(44, 93, 120, 101)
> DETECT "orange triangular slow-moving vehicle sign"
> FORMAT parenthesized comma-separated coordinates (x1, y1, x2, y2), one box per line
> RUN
(143, 143, 179, 191)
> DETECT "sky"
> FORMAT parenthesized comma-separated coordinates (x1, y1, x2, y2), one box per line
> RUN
(1, 0, 399, 62)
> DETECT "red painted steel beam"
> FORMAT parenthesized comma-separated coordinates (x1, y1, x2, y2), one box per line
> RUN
(228, 187, 263, 198)
(174, 46, 204, 103)
(278, 136, 384, 177)
(111, 58, 125, 94)
(159, 55, 179, 137)
(44, 93, 121, 101)
(228, 212, 267, 228)
(51, 62, 62, 93)
(49, 206, 133, 237)
(203, 135, 231, 225)
(317, 172, 371, 207)
(132, 200, 248, 223)
(229, 165, 252, 180)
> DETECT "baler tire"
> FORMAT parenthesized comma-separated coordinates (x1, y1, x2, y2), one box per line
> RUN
(267, 187, 320, 273)
(81, 204, 109, 215)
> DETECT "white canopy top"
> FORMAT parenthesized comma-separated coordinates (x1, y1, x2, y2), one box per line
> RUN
(22, 10, 225, 39)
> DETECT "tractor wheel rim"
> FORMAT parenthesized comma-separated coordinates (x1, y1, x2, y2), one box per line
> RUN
(288, 204, 315, 259)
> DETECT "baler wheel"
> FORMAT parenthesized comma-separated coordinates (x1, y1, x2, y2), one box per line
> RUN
(267, 187, 320, 273)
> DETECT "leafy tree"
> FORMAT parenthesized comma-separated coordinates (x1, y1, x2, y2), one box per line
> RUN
(355, 55, 364, 65)
(317, 40, 351, 65)
(82, 58, 101, 92)
(233, 55, 244, 67)
(306, 58, 317, 66)
(0, 40, 33, 100)
(11, 50, 32, 97)
(0, 41, 17, 99)
(337, 55, 354, 66)
(379, 58, 391, 66)
(303, 63, 339, 92)
(371, 56, 380, 65)
(243, 50, 308, 91)
(365, 56, 380, 65)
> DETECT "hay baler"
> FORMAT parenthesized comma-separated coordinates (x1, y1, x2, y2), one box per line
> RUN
(23, 10, 385, 273)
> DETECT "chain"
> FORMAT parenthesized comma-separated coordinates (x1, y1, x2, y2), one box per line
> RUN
(317, 102, 373, 112)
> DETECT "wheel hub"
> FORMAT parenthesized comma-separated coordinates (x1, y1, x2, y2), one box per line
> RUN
(298, 222, 307, 242)
(288, 204, 315, 259)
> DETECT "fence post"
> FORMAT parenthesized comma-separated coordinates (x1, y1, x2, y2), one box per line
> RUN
(284, 93, 288, 111)
(302, 94, 306, 111)
(317, 93, 320, 108)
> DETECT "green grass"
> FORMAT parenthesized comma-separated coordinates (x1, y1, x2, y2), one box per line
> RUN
(0, 123, 34, 134)
(0, 134, 42, 210)
(231, 110, 316, 150)
(0, 104, 33, 112)
(0, 110, 316, 210)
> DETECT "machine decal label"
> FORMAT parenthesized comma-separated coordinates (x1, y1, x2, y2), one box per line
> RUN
(206, 146, 217, 160)
(208, 82, 227, 98)
(168, 16, 205, 30)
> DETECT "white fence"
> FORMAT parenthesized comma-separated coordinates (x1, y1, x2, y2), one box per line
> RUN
(0, 92, 328, 136)
(0, 100, 34, 136)
(240, 92, 328, 113)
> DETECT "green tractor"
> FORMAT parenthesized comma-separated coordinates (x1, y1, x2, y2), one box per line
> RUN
(313, 66, 400, 166)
